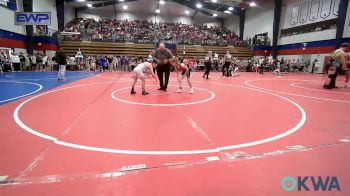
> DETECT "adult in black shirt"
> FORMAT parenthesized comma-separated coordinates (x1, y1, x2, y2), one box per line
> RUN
(107, 56, 113, 72)
(223, 51, 232, 77)
(203, 51, 212, 79)
(36, 54, 43, 71)
(56, 49, 67, 81)
(19, 52, 26, 71)
(154, 43, 173, 91)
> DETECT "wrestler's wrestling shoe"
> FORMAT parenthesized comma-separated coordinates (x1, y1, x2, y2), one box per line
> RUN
(174, 88, 182, 93)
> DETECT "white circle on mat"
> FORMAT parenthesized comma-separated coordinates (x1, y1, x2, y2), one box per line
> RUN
(290, 83, 350, 95)
(13, 80, 306, 155)
(245, 79, 350, 104)
(0, 81, 42, 103)
(5, 73, 94, 81)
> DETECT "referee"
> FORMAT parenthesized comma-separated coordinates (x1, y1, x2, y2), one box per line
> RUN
(203, 50, 212, 79)
(223, 51, 232, 77)
(154, 43, 173, 91)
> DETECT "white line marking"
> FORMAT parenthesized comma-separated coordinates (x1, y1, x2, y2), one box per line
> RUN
(0, 81, 43, 103)
(245, 79, 350, 104)
(96, 74, 178, 82)
(13, 80, 306, 155)
(0, 176, 8, 181)
(340, 139, 350, 143)
(97, 171, 125, 178)
(290, 83, 350, 95)
(186, 117, 216, 146)
(206, 156, 220, 161)
(3, 73, 94, 81)
(121, 164, 146, 171)
(111, 85, 215, 106)
(96, 74, 133, 80)
(286, 145, 305, 150)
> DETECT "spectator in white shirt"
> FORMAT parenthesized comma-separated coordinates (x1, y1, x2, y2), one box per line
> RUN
(25, 54, 30, 71)
(30, 55, 37, 70)
(11, 53, 20, 71)
(42, 55, 48, 70)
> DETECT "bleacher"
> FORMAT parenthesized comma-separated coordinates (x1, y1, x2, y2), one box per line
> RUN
(61, 41, 154, 57)
(177, 45, 252, 58)
(61, 41, 253, 58)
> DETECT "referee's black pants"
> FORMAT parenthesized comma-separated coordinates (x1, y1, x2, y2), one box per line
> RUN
(157, 63, 171, 89)
(328, 67, 340, 88)
(203, 62, 211, 79)
(222, 62, 230, 77)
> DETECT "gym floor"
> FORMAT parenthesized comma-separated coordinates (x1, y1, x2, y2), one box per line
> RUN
(0, 71, 349, 195)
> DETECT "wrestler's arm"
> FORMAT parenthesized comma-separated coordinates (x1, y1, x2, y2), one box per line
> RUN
(146, 63, 159, 83)
(346, 54, 350, 65)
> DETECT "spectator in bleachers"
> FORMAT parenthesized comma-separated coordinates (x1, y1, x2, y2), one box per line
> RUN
(63, 18, 242, 46)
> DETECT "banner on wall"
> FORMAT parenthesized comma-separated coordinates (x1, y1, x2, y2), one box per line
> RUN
(332, 0, 340, 16)
(320, 0, 332, 19)
(299, 2, 309, 24)
(290, 5, 300, 26)
(15, 12, 51, 26)
(309, 0, 320, 21)
(155, 42, 177, 56)
(287, 0, 340, 28)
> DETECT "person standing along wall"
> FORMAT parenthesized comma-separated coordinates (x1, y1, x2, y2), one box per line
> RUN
(120, 56, 129, 72)
(19, 52, 26, 71)
(25, 54, 30, 71)
(203, 50, 212, 79)
(223, 51, 232, 77)
(42, 54, 48, 71)
(11, 53, 20, 71)
(56, 49, 67, 81)
(36, 54, 43, 71)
